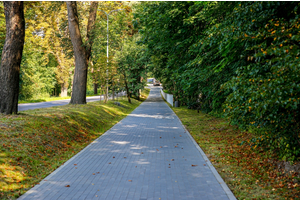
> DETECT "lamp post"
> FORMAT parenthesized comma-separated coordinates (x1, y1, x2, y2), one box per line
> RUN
(99, 9, 124, 102)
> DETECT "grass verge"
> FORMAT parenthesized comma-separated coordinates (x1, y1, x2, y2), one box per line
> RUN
(170, 106, 299, 200)
(18, 93, 111, 104)
(0, 89, 150, 200)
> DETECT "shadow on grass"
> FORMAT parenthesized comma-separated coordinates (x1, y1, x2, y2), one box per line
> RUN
(0, 99, 142, 199)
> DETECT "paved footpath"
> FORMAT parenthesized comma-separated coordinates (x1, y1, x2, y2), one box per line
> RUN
(19, 87, 236, 200)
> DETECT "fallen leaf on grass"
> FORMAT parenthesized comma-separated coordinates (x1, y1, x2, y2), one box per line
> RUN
(175, 146, 178, 148)
(65, 185, 70, 187)
(156, 149, 159, 151)
(113, 156, 115, 158)
(93, 173, 95, 175)
(96, 172, 100, 174)
(171, 159, 174, 161)
(124, 157, 126, 158)
(203, 164, 206, 166)
(180, 135, 182, 137)
(160, 137, 162, 138)
(108, 162, 111, 164)
(160, 146, 162, 148)
(128, 180, 132, 182)
(141, 152, 143, 154)
(74, 164, 77, 166)
(191, 165, 198, 167)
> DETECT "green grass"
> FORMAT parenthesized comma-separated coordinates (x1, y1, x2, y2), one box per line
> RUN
(0, 89, 150, 200)
(163, 89, 171, 94)
(18, 93, 106, 104)
(169, 105, 299, 200)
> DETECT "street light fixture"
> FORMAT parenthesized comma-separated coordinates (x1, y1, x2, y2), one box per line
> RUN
(98, 9, 125, 102)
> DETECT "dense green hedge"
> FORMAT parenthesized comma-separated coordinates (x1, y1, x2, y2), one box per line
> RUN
(135, 1, 300, 161)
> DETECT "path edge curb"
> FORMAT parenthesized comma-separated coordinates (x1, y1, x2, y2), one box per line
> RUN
(164, 101, 237, 200)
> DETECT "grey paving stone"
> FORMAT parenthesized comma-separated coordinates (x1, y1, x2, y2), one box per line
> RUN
(18, 87, 235, 200)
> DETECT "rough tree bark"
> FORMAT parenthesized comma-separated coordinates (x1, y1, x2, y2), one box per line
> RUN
(0, 2, 25, 114)
(67, 1, 98, 104)
(93, 83, 98, 94)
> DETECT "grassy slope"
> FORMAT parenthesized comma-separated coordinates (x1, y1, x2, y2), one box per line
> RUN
(0, 89, 150, 200)
(170, 105, 299, 200)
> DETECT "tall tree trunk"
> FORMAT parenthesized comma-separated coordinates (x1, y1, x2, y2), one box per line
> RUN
(60, 82, 68, 97)
(93, 83, 98, 94)
(137, 89, 140, 100)
(85, 1, 98, 62)
(104, 87, 108, 103)
(67, 1, 87, 104)
(0, 2, 25, 114)
(67, 1, 98, 104)
(123, 72, 131, 104)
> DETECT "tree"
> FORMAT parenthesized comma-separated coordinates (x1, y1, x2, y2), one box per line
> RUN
(20, 2, 72, 99)
(135, 1, 300, 160)
(67, 1, 98, 104)
(89, 1, 132, 101)
(115, 35, 148, 103)
(0, 2, 25, 114)
(41, 2, 74, 97)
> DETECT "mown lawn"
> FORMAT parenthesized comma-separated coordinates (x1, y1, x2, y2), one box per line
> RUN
(18, 93, 106, 104)
(170, 106, 299, 200)
(0, 89, 150, 200)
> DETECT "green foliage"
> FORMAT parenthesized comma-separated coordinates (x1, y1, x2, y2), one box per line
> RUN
(20, 48, 57, 100)
(18, 2, 74, 99)
(135, 1, 300, 160)
(89, 2, 133, 97)
(115, 35, 148, 98)
(222, 2, 300, 161)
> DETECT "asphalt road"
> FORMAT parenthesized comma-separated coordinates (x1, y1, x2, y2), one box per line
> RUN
(18, 92, 126, 112)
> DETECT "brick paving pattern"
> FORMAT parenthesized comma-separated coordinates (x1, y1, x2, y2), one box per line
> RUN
(19, 87, 235, 200)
